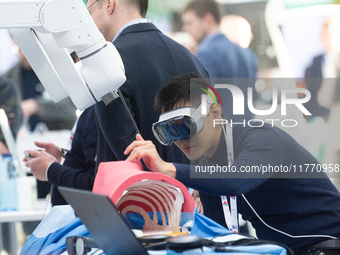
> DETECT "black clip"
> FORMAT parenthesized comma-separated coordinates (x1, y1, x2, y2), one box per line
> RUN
(66, 236, 98, 255)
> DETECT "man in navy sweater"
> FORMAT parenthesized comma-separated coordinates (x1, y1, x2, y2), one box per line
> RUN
(125, 72, 340, 252)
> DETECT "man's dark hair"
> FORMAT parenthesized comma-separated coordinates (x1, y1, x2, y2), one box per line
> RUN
(154, 72, 208, 113)
(183, 0, 221, 24)
(125, 0, 149, 18)
(88, 0, 148, 17)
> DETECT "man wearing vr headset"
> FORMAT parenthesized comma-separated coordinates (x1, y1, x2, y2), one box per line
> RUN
(125, 72, 340, 253)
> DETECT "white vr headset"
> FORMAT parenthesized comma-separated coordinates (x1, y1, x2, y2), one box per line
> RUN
(152, 89, 215, 146)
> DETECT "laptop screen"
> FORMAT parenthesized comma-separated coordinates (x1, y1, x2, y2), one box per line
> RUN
(58, 186, 148, 255)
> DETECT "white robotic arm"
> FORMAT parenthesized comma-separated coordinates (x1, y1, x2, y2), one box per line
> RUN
(0, 0, 126, 110)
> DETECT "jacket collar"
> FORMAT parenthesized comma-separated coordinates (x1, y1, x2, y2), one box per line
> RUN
(115, 23, 160, 40)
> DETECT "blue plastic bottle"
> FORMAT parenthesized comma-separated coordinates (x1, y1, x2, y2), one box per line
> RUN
(0, 154, 18, 211)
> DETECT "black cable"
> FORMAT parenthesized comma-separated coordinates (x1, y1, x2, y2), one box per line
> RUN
(117, 89, 140, 135)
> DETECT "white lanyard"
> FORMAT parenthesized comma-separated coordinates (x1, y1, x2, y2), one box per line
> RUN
(220, 124, 238, 233)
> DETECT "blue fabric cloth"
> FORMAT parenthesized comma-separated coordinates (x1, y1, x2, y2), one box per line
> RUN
(20, 205, 91, 255)
(196, 32, 257, 122)
(95, 22, 209, 169)
(48, 106, 97, 206)
(190, 207, 229, 238)
(20, 206, 287, 255)
(174, 123, 340, 249)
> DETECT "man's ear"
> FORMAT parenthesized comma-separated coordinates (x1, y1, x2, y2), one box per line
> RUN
(106, 0, 115, 14)
(203, 13, 216, 26)
(210, 104, 222, 119)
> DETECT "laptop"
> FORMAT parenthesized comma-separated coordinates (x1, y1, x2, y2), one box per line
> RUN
(58, 186, 149, 255)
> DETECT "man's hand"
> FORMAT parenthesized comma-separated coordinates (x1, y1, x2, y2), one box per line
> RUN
(124, 134, 177, 178)
(23, 150, 57, 181)
(33, 141, 63, 163)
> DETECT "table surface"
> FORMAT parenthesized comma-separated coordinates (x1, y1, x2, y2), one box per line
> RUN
(0, 199, 51, 222)
(0, 209, 50, 222)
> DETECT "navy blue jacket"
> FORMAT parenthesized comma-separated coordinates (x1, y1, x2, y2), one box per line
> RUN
(95, 23, 209, 167)
(174, 124, 340, 249)
(196, 32, 257, 122)
(48, 106, 97, 206)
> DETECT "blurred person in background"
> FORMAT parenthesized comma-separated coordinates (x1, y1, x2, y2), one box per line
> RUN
(1, 46, 77, 133)
(314, 17, 340, 190)
(168, 31, 198, 55)
(182, 0, 258, 123)
(220, 15, 253, 49)
(0, 77, 22, 255)
(168, 12, 198, 55)
(0, 77, 21, 154)
(303, 17, 340, 122)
